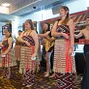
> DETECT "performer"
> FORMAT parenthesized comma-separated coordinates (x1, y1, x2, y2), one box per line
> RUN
(0, 28, 15, 78)
(38, 23, 55, 77)
(14, 30, 22, 68)
(51, 6, 76, 89)
(17, 19, 39, 87)
(75, 17, 89, 89)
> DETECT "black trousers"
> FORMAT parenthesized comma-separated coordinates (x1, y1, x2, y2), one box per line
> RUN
(81, 44, 89, 89)
(83, 44, 89, 57)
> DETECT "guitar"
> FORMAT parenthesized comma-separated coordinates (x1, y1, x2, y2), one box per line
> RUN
(43, 37, 55, 52)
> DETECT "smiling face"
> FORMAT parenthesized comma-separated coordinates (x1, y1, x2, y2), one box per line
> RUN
(59, 8, 69, 18)
(59, 8, 67, 17)
(24, 20, 34, 31)
(24, 21, 31, 31)
(4, 29, 11, 37)
(59, 6, 69, 19)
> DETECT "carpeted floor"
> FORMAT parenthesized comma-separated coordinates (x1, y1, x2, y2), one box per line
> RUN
(0, 66, 82, 89)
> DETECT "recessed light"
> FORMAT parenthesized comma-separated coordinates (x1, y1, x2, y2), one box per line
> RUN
(2, 3, 10, 7)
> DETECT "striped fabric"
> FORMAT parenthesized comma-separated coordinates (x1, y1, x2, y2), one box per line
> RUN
(22, 35, 35, 46)
(0, 49, 16, 78)
(19, 46, 36, 86)
(54, 24, 76, 89)
(54, 39, 76, 73)
(56, 25, 70, 35)
(19, 46, 35, 74)
(54, 24, 76, 73)
(24, 70, 34, 86)
(19, 32, 37, 86)
(0, 49, 16, 67)
(55, 73, 74, 89)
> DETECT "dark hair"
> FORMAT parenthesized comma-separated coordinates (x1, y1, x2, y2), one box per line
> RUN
(43, 23, 50, 33)
(60, 6, 70, 24)
(25, 19, 34, 30)
(18, 30, 22, 32)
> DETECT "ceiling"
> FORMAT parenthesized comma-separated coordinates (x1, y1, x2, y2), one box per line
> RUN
(0, 0, 75, 25)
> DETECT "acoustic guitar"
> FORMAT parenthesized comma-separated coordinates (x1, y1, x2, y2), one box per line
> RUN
(43, 37, 54, 52)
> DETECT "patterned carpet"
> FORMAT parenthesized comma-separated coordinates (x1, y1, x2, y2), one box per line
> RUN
(0, 66, 82, 89)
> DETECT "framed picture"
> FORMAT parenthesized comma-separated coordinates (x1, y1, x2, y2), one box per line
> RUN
(2, 24, 12, 35)
(2, 26, 6, 35)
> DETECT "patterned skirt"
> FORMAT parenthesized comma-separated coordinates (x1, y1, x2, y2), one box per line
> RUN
(54, 39, 76, 89)
(19, 46, 35, 86)
(54, 39, 76, 73)
(0, 49, 16, 78)
(0, 49, 16, 67)
(55, 73, 74, 89)
(19, 46, 35, 74)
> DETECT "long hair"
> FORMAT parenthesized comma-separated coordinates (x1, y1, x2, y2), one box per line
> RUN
(60, 6, 70, 24)
(42, 23, 50, 33)
(8, 29, 12, 37)
(25, 19, 34, 30)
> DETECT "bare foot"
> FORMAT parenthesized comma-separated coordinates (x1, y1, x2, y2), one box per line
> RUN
(44, 72, 47, 74)
(26, 83, 34, 87)
(44, 73, 49, 77)
(49, 73, 55, 78)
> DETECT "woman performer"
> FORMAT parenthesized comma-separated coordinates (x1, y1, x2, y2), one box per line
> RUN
(0, 28, 15, 79)
(51, 6, 76, 89)
(38, 23, 55, 77)
(17, 19, 39, 87)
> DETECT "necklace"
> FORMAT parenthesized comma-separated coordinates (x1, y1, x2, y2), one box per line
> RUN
(24, 30, 32, 36)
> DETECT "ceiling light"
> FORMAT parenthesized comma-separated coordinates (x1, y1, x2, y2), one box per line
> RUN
(2, 3, 10, 7)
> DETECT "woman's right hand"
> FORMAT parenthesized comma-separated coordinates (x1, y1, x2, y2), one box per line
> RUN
(0, 53, 6, 58)
(62, 32, 69, 39)
(44, 31, 50, 36)
(25, 41, 30, 46)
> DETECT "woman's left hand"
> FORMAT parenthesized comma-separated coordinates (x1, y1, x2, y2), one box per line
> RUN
(69, 48, 73, 56)
(1, 53, 6, 58)
(31, 53, 37, 60)
(45, 31, 50, 35)
(62, 32, 69, 39)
